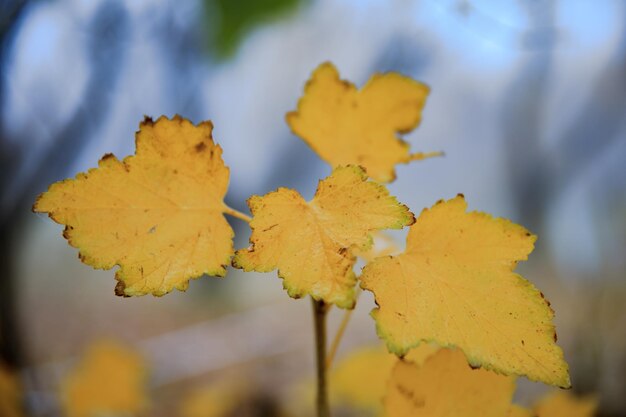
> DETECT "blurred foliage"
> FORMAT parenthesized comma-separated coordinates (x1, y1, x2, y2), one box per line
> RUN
(534, 391, 598, 417)
(203, 0, 304, 57)
(60, 340, 149, 417)
(179, 382, 242, 417)
(0, 363, 23, 417)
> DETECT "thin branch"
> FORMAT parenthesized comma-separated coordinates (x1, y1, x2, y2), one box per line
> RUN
(326, 306, 354, 369)
(312, 298, 331, 417)
(223, 205, 252, 223)
(326, 230, 403, 369)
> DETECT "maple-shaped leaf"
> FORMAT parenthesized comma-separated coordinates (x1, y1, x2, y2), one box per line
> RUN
(384, 348, 516, 417)
(534, 391, 598, 417)
(34, 115, 235, 297)
(360, 195, 570, 387)
(233, 165, 414, 308)
(287, 62, 432, 183)
(0, 363, 24, 417)
(60, 340, 149, 417)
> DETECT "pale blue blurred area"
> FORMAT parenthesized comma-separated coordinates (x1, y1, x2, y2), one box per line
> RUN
(1, 0, 625, 413)
(3, 0, 624, 277)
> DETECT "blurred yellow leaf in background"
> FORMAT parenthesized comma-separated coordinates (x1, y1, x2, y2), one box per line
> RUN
(329, 343, 438, 413)
(179, 383, 242, 417)
(34, 116, 234, 297)
(534, 391, 598, 417)
(60, 340, 149, 417)
(0, 364, 23, 417)
(383, 348, 515, 417)
(287, 62, 432, 183)
(361, 195, 570, 387)
(234, 165, 414, 308)
(330, 346, 395, 412)
(508, 404, 533, 417)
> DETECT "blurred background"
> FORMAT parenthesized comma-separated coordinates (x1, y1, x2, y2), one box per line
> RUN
(0, 0, 624, 416)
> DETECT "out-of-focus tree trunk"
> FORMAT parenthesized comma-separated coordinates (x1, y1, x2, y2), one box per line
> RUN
(0, 0, 130, 371)
(0, 0, 29, 370)
(503, 0, 626, 239)
(501, 0, 557, 237)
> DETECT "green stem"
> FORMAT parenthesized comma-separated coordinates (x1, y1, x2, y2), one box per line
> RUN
(312, 298, 331, 417)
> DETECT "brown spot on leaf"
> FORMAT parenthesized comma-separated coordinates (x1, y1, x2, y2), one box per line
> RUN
(396, 384, 425, 408)
(262, 224, 278, 232)
(114, 280, 128, 297)
(198, 120, 214, 130)
(539, 291, 552, 307)
(101, 153, 115, 162)
(62, 226, 73, 239)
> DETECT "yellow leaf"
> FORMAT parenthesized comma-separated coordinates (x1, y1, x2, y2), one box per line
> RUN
(403, 342, 439, 366)
(179, 383, 242, 417)
(508, 404, 533, 417)
(34, 115, 234, 296)
(0, 364, 23, 417)
(330, 346, 396, 412)
(233, 165, 414, 308)
(330, 344, 438, 412)
(534, 391, 598, 417)
(360, 195, 570, 387)
(60, 340, 149, 417)
(287, 62, 431, 183)
(383, 348, 516, 417)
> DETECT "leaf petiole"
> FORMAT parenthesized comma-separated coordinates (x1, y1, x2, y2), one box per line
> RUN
(409, 151, 444, 161)
(223, 205, 252, 223)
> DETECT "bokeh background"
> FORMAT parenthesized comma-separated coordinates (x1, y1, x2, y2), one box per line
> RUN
(1, 0, 625, 416)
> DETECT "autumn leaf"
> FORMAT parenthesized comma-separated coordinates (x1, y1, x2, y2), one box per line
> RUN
(403, 343, 440, 366)
(329, 346, 396, 412)
(383, 348, 516, 417)
(287, 62, 434, 183)
(60, 340, 149, 417)
(0, 364, 23, 417)
(233, 165, 414, 308)
(360, 195, 570, 387)
(329, 344, 438, 413)
(34, 115, 236, 297)
(534, 391, 598, 417)
(508, 404, 533, 417)
(292, 344, 437, 415)
(179, 382, 244, 417)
